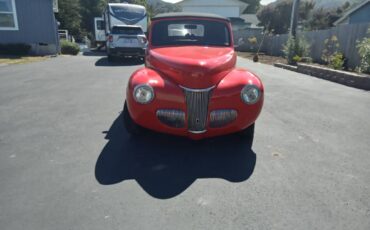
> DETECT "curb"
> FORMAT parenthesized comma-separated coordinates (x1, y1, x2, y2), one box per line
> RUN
(273, 63, 297, 72)
(274, 62, 370, 90)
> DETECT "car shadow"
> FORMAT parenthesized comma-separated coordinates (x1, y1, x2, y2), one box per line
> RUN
(82, 50, 106, 57)
(95, 113, 257, 199)
(95, 57, 144, 67)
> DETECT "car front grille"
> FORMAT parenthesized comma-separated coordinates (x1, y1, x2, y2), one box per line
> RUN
(181, 86, 215, 133)
(156, 109, 185, 128)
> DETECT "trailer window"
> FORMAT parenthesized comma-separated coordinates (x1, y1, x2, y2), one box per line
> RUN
(96, 20, 104, 30)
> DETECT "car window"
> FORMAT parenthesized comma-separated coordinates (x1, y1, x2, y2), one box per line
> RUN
(111, 27, 144, 35)
(151, 19, 231, 47)
(168, 24, 205, 37)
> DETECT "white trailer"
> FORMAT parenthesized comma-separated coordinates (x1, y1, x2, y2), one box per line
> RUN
(103, 3, 148, 34)
(94, 3, 147, 49)
(94, 17, 105, 46)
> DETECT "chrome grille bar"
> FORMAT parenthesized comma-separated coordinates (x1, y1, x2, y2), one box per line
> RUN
(181, 86, 214, 133)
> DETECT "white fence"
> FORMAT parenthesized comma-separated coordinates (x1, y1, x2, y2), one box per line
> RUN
(234, 23, 370, 69)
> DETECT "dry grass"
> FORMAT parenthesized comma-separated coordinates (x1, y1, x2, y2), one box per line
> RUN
(0, 55, 48, 65)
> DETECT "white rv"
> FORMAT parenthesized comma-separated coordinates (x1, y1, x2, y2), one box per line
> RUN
(94, 3, 147, 48)
(103, 3, 148, 34)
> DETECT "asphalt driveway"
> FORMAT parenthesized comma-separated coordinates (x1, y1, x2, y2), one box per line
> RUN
(0, 54, 369, 230)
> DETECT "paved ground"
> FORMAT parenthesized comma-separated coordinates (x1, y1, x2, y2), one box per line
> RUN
(0, 54, 369, 230)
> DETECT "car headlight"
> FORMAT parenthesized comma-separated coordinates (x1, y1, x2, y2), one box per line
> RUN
(133, 84, 154, 104)
(241, 85, 260, 104)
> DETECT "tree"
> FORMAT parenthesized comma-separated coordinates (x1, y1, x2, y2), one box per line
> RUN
(79, 0, 107, 40)
(149, 1, 181, 16)
(257, 0, 294, 34)
(298, 0, 315, 22)
(56, 0, 83, 40)
(257, 0, 315, 34)
(124, 0, 154, 18)
(305, 2, 351, 31)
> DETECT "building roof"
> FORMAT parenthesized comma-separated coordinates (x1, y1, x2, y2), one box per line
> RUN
(176, 0, 248, 14)
(334, 0, 370, 25)
(240, 14, 260, 26)
(152, 12, 230, 22)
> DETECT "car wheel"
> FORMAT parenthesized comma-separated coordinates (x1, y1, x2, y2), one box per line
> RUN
(123, 102, 144, 135)
(239, 123, 255, 142)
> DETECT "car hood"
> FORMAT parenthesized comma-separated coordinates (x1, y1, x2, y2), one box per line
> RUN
(146, 46, 236, 89)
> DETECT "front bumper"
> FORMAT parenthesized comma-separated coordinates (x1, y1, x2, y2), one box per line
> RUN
(126, 69, 264, 140)
(108, 47, 145, 57)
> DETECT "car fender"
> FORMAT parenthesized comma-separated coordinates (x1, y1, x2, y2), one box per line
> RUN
(126, 67, 186, 124)
(209, 68, 264, 130)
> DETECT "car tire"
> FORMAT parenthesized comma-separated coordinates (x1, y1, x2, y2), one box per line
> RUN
(239, 123, 255, 142)
(123, 101, 144, 135)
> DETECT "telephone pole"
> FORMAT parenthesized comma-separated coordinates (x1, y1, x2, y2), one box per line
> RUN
(290, 0, 300, 38)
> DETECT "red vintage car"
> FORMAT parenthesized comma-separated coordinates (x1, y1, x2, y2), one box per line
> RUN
(123, 13, 264, 141)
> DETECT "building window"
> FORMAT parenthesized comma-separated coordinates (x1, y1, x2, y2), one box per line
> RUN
(0, 0, 18, 30)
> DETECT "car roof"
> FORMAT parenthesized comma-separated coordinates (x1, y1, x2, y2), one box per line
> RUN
(152, 12, 230, 22)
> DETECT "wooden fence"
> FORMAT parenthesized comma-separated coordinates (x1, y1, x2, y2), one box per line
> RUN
(234, 23, 370, 69)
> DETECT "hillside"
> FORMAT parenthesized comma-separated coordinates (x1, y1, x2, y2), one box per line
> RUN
(147, 0, 181, 15)
(267, 0, 365, 9)
(146, 0, 366, 16)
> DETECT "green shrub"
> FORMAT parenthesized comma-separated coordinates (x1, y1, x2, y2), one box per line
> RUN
(293, 55, 302, 63)
(356, 28, 370, 74)
(283, 36, 296, 64)
(248, 36, 258, 45)
(283, 35, 310, 65)
(60, 40, 80, 55)
(321, 35, 346, 70)
(322, 35, 340, 64)
(329, 53, 344, 70)
(0, 43, 31, 55)
(241, 36, 258, 52)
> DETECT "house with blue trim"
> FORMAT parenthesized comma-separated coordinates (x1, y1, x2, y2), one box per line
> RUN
(334, 0, 370, 25)
(0, 0, 59, 55)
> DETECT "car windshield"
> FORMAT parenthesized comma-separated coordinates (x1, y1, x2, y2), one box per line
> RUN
(151, 19, 231, 47)
(111, 27, 144, 35)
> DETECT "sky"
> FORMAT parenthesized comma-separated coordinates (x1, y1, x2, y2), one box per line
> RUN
(162, 0, 277, 5)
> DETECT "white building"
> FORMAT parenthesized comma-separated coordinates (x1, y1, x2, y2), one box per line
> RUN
(176, 0, 248, 18)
